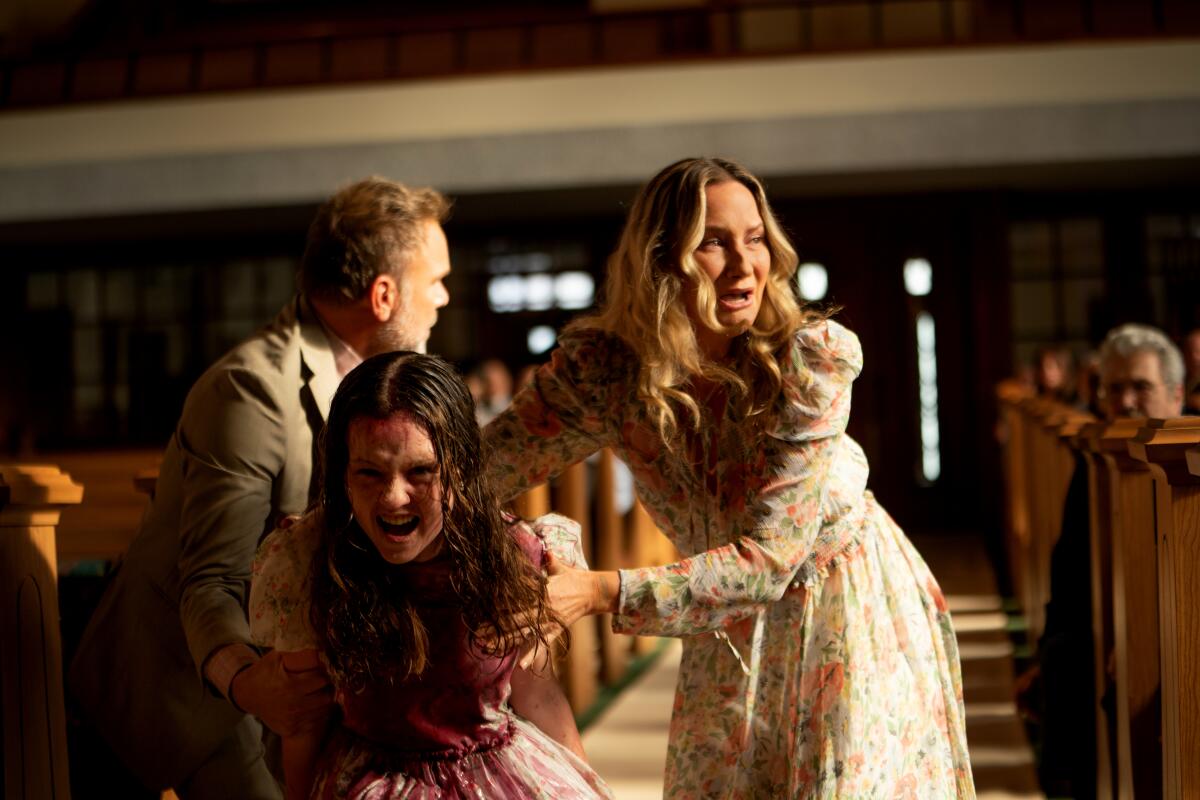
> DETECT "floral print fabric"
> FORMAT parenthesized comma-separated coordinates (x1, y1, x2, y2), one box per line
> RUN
(484, 320, 975, 798)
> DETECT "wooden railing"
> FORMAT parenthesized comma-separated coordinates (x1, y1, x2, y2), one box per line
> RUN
(997, 387, 1200, 799)
(1127, 420, 1200, 800)
(1, 463, 83, 800)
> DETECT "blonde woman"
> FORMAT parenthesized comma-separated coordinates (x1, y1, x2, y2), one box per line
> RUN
(484, 157, 975, 797)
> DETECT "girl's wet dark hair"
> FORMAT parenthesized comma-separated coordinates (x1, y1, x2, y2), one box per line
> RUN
(309, 351, 553, 688)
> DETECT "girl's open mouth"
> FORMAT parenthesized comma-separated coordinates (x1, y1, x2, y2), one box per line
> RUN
(378, 514, 419, 538)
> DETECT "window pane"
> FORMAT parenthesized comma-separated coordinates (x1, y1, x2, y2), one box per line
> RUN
(1009, 222, 1053, 278)
(27, 271, 59, 309)
(67, 270, 100, 324)
(105, 269, 137, 319)
(1011, 279, 1055, 338)
(1060, 218, 1103, 277)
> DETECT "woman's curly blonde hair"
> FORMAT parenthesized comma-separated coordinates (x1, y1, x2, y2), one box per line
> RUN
(568, 157, 827, 443)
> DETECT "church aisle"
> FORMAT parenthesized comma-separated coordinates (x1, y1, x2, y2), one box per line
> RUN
(582, 532, 1043, 799)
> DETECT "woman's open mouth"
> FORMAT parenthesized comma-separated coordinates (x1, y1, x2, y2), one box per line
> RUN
(718, 290, 754, 311)
(378, 514, 419, 539)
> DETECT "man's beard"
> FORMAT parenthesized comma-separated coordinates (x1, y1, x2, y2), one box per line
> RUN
(365, 322, 424, 356)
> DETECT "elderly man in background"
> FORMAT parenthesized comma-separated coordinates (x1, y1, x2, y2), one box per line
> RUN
(1098, 322, 1186, 419)
(69, 177, 452, 799)
(1181, 326, 1200, 414)
(1021, 321, 1185, 798)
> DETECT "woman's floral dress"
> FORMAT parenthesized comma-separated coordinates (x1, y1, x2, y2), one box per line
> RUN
(484, 320, 975, 799)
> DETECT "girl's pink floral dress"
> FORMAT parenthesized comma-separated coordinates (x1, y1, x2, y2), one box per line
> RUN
(484, 320, 975, 799)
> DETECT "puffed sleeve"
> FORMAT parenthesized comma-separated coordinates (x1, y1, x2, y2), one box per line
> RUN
(614, 320, 864, 637)
(249, 513, 322, 652)
(484, 329, 631, 501)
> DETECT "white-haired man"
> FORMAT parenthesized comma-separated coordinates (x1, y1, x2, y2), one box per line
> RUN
(1098, 323, 1185, 419)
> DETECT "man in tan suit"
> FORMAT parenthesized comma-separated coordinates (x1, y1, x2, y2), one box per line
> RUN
(70, 178, 452, 798)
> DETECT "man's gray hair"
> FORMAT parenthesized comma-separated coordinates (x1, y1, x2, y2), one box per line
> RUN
(1099, 323, 1185, 389)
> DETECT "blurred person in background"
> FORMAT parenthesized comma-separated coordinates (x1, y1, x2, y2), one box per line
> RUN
(69, 177, 452, 800)
(1073, 351, 1103, 417)
(473, 357, 514, 427)
(1098, 323, 1185, 420)
(1182, 326, 1200, 414)
(1033, 345, 1075, 403)
(1018, 322, 1185, 798)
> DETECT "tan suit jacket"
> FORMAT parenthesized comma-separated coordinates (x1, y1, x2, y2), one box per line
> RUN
(69, 296, 339, 788)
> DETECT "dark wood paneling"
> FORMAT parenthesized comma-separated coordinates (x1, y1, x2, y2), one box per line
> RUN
(1022, 1, 1088, 39)
(329, 36, 391, 82)
(531, 22, 595, 68)
(198, 47, 257, 91)
(882, 1, 949, 46)
(600, 18, 661, 63)
(463, 26, 525, 71)
(811, 3, 875, 49)
(263, 41, 324, 86)
(1090, 0, 1156, 36)
(396, 31, 458, 77)
(971, 0, 1021, 41)
(1162, 0, 1200, 31)
(8, 62, 67, 105)
(133, 52, 194, 96)
(70, 58, 129, 103)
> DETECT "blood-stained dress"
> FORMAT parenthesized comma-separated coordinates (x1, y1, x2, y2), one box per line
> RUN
(250, 513, 613, 800)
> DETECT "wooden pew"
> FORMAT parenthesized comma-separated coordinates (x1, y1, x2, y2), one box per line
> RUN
(1006, 394, 1086, 643)
(996, 381, 1034, 630)
(1, 464, 84, 800)
(1128, 421, 1200, 800)
(1089, 419, 1161, 800)
(1038, 403, 1094, 637)
(1181, 445, 1200, 800)
(1077, 419, 1131, 800)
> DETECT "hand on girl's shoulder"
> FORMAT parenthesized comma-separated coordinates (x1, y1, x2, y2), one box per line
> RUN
(512, 513, 589, 571)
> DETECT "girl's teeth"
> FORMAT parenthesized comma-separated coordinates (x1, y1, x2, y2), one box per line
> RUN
(379, 515, 420, 535)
